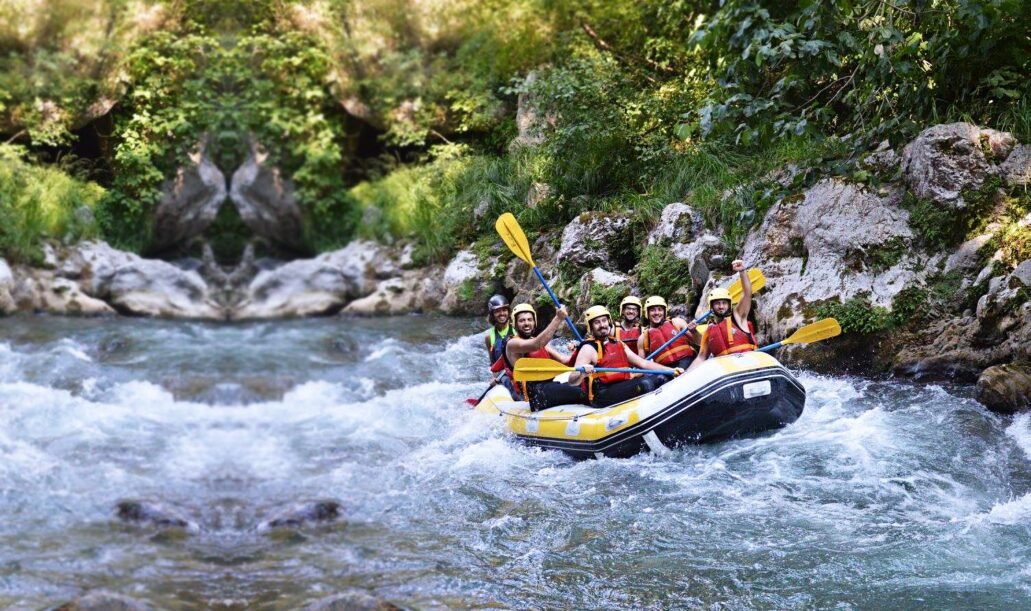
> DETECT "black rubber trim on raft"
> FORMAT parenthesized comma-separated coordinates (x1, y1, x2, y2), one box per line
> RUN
(514, 366, 805, 454)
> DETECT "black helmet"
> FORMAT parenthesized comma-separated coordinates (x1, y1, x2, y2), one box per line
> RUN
(487, 294, 510, 312)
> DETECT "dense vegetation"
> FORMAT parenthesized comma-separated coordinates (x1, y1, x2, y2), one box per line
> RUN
(0, 0, 1028, 264)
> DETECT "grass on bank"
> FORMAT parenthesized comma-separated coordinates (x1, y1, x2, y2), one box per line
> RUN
(0, 145, 104, 263)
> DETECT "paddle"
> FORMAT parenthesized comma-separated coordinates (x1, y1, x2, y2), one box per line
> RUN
(513, 357, 675, 383)
(757, 318, 842, 352)
(465, 381, 496, 407)
(495, 213, 584, 342)
(645, 268, 766, 361)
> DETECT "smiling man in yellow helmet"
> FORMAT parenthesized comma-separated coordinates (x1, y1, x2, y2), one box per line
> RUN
(503, 302, 574, 405)
(637, 295, 700, 370)
(567, 305, 682, 408)
(689, 259, 756, 371)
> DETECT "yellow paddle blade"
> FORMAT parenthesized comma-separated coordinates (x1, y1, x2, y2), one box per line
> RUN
(495, 213, 536, 267)
(512, 357, 574, 383)
(781, 318, 842, 346)
(727, 268, 766, 303)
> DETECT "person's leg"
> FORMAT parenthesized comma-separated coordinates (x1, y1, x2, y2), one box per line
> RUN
(529, 382, 588, 411)
(592, 376, 661, 408)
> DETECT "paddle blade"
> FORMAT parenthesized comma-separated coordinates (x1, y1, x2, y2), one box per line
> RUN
(512, 357, 573, 382)
(727, 268, 766, 303)
(495, 213, 535, 267)
(781, 318, 842, 346)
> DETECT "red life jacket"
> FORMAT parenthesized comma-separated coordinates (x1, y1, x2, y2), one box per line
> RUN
(580, 338, 631, 402)
(640, 320, 695, 365)
(614, 324, 641, 348)
(704, 316, 757, 357)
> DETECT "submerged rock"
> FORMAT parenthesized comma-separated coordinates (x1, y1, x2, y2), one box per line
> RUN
(304, 592, 402, 611)
(976, 363, 1031, 413)
(54, 591, 153, 611)
(256, 500, 342, 532)
(115, 500, 200, 532)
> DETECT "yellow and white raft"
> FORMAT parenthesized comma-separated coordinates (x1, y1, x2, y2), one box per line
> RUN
(474, 351, 805, 459)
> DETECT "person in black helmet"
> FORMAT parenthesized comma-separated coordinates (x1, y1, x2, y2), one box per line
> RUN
(484, 294, 513, 365)
(483, 294, 515, 394)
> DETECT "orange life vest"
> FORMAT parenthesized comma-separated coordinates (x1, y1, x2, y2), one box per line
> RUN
(640, 320, 695, 365)
(614, 324, 641, 348)
(704, 316, 757, 356)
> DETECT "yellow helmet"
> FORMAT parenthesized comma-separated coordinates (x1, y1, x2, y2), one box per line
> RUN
(583, 305, 612, 326)
(644, 295, 667, 312)
(511, 303, 537, 326)
(619, 296, 642, 313)
(708, 287, 733, 309)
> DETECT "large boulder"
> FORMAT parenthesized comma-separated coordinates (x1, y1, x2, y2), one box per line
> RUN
(738, 178, 921, 341)
(10, 271, 115, 316)
(151, 141, 227, 251)
(902, 123, 1012, 208)
(976, 363, 1031, 414)
(0, 258, 16, 314)
(1000, 144, 1031, 187)
(233, 241, 395, 319)
(71, 242, 223, 318)
(556, 212, 633, 277)
(343, 268, 446, 316)
(230, 139, 306, 251)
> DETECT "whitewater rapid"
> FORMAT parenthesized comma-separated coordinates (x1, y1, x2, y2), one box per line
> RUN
(0, 316, 1027, 609)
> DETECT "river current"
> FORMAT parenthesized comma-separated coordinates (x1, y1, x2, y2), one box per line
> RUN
(0, 316, 1028, 609)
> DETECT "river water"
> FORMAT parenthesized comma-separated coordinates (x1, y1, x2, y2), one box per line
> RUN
(0, 315, 1028, 609)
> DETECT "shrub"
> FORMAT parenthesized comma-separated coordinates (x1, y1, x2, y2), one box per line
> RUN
(815, 295, 890, 335)
(0, 145, 104, 262)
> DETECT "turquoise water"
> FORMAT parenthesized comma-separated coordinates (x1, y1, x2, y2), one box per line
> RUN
(0, 316, 1028, 609)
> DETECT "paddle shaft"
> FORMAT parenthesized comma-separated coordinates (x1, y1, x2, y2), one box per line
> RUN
(585, 367, 675, 376)
(532, 266, 584, 342)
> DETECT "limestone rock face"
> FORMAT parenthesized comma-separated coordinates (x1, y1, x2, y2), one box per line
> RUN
(233, 240, 395, 319)
(151, 143, 227, 251)
(672, 233, 727, 299)
(902, 123, 1009, 208)
(1000, 144, 1031, 187)
(576, 267, 631, 314)
(556, 212, 632, 276)
(976, 363, 1031, 414)
(344, 268, 446, 316)
(738, 178, 920, 341)
(646, 203, 704, 247)
(230, 140, 306, 251)
(440, 249, 491, 315)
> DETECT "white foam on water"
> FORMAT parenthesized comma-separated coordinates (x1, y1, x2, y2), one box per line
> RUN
(56, 338, 92, 362)
(1007, 413, 1031, 460)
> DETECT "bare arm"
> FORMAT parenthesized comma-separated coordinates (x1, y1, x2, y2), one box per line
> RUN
(567, 344, 598, 385)
(732, 259, 751, 326)
(687, 330, 711, 372)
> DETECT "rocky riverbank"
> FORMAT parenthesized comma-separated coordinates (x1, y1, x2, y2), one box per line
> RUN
(1, 122, 1028, 412)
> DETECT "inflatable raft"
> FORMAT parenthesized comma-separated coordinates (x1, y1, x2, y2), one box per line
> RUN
(474, 351, 805, 459)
